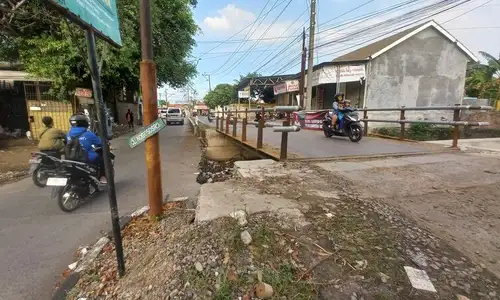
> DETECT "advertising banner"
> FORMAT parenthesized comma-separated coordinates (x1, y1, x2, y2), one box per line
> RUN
(49, 0, 122, 46)
(293, 110, 328, 130)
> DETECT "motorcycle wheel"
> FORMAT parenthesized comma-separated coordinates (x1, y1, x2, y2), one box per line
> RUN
(348, 125, 363, 142)
(54, 185, 81, 213)
(323, 125, 333, 138)
(32, 166, 48, 188)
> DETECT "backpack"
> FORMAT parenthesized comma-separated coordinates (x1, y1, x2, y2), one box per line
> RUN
(65, 132, 88, 162)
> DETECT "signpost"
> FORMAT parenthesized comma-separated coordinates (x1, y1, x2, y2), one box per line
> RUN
(128, 118, 166, 148)
(48, 0, 125, 276)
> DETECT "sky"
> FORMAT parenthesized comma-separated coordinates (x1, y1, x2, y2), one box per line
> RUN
(159, 0, 500, 103)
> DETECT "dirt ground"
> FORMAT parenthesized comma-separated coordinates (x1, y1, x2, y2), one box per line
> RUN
(0, 138, 37, 184)
(67, 156, 500, 300)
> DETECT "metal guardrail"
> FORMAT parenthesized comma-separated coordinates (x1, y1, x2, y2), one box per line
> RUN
(211, 104, 492, 157)
(352, 104, 492, 147)
(214, 106, 301, 160)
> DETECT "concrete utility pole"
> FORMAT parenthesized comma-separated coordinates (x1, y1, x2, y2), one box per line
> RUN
(202, 73, 212, 91)
(139, 0, 163, 217)
(305, 0, 316, 110)
(299, 27, 306, 109)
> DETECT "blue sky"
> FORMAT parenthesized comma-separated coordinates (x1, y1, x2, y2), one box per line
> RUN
(159, 0, 500, 103)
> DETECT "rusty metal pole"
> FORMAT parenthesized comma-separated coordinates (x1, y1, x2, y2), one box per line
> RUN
(452, 105, 461, 148)
(280, 112, 290, 160)
(225, 112, 230, 134)
(363, 108, 368, 136)
(140, 0, 163, 217)
(400, 106, 406, 140)
(220, 110, 225, 131)
(232, 109, 237, 137)
(257, 106, 264, 149)
(242, 108, 247, 142)
(299, 28, 306, 108)
(216, 114, 219, 129)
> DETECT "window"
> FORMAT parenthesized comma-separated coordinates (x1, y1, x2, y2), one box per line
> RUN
(168, 109, 180, 114)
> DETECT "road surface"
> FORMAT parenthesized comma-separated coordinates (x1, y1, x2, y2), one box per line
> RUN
(199, 116, 446, 158)
(0, 121, 200, 300)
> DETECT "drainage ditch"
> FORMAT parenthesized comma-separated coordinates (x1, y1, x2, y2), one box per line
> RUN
(191, 120, 262, 184)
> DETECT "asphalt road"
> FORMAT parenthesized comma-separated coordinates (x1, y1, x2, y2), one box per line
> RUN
(199, 116, 445, 158)
(0, 121, 200, 300)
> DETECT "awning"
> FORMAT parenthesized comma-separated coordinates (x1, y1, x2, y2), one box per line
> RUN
(0, 70, 50, 81)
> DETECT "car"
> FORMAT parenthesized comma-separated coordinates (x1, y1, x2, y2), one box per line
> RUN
(159, 109, 168, 119)
(166, 108, 184, 125)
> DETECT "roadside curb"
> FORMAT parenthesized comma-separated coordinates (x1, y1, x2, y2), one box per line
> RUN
(51, 204, 151, 300)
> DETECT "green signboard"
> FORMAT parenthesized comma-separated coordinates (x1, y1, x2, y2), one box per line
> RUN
(49, 0, 122, 46)
(128, 118, 166, 148)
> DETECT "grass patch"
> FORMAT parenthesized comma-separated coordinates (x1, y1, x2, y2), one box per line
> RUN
(263, 264, 315, 300)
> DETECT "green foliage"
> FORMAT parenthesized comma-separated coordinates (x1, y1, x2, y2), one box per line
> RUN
(465, 51, 500, 100)
(0, 0, 198, 99)
(407, 123, 435, 141)
(158, 100, 167, 107)
(203, 84, 237, 108)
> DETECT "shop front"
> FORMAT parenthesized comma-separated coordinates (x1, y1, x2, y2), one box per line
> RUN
(273, 79, 300, 106)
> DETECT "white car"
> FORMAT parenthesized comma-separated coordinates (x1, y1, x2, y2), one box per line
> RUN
(159, 109, 168, 119)
(166, 108, 184, 125)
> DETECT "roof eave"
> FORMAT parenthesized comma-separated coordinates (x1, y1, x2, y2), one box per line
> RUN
(369, 20, 478, 62)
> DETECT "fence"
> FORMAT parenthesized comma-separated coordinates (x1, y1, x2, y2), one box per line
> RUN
(214, 106, 301, 160)
(358, 105, 492, 147)
(24, 82, 75, 140)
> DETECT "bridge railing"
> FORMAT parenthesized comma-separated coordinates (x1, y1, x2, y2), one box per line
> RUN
(214, 106, 301, 160)
(356, 104, 492, 148)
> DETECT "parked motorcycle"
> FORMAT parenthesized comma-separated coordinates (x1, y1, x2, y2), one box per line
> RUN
(46, 146, 115, 212)
(322, 108, 363, 142)
(29, 151, 63, 187)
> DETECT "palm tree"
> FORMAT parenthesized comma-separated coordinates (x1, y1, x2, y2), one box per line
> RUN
(465, 51, 500, 101)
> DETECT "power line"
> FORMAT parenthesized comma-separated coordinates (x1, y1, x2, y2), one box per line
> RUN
(208, 0, 281, 74)
(253, 0, 388, 76)
(197, 0, 281, 58)
(442, 0, 495, 23)
(447, 26, 500, 30)
(313, 0, 472, 52)
(215, 0, 294, 77)
(249, 8, 309, 74)
(272, 0, 475, 74)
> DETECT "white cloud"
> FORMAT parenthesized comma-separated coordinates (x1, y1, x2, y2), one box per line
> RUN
(201, 4, 305, 43)
(203, 4, 255, 32)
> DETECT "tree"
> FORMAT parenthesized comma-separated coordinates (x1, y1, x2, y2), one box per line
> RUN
(0, 0, 198, 99)
(203, 84, 237, 108)
(158, 100, 167, 107)
(465, 51, 500, 100)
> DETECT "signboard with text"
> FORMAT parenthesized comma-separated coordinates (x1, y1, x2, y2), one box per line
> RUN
(238, 90, 250, 98)
(75, 87, 93, 98)
(49, 0, 122, 46)
(128, 118, 166, 148)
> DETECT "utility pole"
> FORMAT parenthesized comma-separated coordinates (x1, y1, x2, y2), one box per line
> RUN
(139, 0, 163, 217)
(305, 0, 316, 111)
(202, 73, 212, 91)
(299, 27, 306, 109)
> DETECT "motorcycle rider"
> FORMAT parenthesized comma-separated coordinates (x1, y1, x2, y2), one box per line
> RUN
(331, 93, 345, 132)
(37, 116, 66, 156)
(67, 114, 107, 184)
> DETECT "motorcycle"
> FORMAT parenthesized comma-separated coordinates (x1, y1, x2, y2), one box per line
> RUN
(254, 111, 262, 127)
(29, 151, 63, 187)
(322, 107, 363, 142)
(46, 146, 115, 212)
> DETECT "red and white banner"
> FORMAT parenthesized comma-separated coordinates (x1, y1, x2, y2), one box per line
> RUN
(293, 110, 328, 130)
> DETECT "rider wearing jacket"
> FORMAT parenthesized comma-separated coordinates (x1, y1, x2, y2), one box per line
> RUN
(38, 116, 66, 155)
(67, 114, 106, 183)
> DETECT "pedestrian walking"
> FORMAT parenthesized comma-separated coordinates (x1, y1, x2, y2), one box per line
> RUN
(126, 109, 134, 131)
